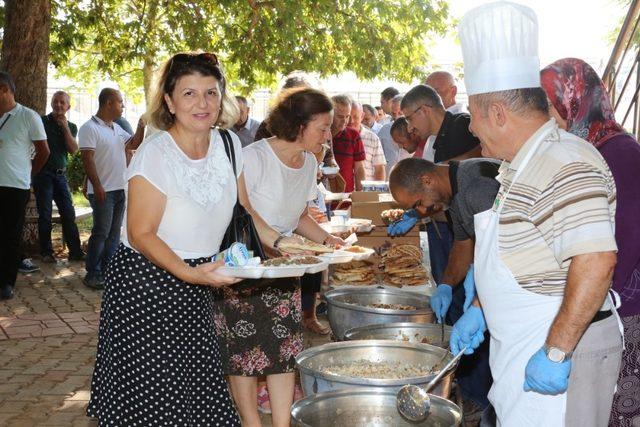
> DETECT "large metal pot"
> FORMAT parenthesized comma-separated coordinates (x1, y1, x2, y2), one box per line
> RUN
(291, 387, 462, 426)
(296, 340, 456, 398)
(344, 322, 452, 348)
(325, 288, 433, 340)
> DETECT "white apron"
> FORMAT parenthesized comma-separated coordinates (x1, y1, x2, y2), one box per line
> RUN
(473, 127, 622, 426)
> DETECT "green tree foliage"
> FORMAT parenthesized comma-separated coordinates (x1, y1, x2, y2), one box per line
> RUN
(65, 151, 85, 193)
(47, 0, 450, 102)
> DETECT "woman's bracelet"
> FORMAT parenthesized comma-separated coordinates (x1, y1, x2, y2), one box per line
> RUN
(273, 234, 286, 249)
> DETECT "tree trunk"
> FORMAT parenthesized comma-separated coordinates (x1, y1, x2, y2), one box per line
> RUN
(1, 0, 51, 114)
(1, 0, 52, 255)
(141, 0, 160, 106)
(143, 55, 156, 107)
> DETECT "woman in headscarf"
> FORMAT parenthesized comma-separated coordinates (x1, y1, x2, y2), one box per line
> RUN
(541, 57, 640, 427)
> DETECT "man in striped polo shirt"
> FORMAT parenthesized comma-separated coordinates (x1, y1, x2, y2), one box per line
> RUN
(451, 2, 623, 426)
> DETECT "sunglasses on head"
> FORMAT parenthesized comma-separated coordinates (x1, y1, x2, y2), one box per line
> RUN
(168, 52, 219, 70)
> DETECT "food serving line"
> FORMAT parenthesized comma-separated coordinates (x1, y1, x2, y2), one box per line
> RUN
(221, 183, 463, 426)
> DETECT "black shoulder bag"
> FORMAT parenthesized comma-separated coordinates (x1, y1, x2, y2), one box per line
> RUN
(219, 129, 266, 261)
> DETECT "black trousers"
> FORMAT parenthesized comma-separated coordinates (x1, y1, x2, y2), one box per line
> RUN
(0, 187, 30, 288)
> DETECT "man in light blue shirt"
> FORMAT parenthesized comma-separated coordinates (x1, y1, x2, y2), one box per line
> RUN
(233, 96, 261, 147)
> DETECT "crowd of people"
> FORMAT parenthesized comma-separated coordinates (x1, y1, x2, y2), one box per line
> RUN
(0, 1, 639, 426)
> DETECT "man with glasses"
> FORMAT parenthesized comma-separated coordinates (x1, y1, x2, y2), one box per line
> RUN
(402, 84, 481, 164)
(392, 84, 482, 278)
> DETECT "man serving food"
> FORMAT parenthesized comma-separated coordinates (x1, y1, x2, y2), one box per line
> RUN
(451, 2, 623, 425)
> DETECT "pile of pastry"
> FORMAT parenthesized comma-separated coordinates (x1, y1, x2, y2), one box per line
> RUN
(379, 244, 428, 286)
(331, 260, 377, 286)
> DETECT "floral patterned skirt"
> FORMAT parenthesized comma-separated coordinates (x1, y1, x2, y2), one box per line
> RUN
(213, 278, 303, 376)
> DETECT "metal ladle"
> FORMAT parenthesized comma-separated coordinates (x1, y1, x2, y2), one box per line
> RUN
(396, 346, 467, 422)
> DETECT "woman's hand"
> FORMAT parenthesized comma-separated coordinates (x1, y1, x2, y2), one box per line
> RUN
(324, 234, 346, 248)
(188, 259, 241, 287)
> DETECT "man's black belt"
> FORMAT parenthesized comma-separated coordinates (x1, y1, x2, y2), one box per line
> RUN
(590, 310, 613, 324)
(44, 167, 66, 175)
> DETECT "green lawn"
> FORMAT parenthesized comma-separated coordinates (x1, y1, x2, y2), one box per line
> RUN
(71, 191, 92, 234)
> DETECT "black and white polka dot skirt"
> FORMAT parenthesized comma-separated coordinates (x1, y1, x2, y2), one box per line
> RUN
(87, 244, 240, 426)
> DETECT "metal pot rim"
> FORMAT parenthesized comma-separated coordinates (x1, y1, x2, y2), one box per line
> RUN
(291, 387, 462, 426)
(295, 340, 453, 386)
(325, 288, 432, 315)
(343, 322, 453, 339)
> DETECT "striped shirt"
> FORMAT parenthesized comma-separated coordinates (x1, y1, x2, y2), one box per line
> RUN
(496, 120, 617, 296)
(359, 125, 387, 180)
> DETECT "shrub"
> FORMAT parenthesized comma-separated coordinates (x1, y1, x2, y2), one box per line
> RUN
(66, 152, 85, 192)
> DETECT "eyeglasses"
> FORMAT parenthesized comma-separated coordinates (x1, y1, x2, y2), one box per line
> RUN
(404, 104, 430, 123)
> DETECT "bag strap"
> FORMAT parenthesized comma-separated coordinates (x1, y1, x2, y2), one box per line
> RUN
(220, 128, 237, 176)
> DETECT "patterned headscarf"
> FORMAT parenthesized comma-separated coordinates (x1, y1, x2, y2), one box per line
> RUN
(541, 58, 625, 148)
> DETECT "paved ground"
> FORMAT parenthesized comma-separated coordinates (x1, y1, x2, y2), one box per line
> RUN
(0, 253, 331, 426)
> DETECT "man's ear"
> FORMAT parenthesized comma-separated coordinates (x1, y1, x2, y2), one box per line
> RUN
(489, 102, 507, 128)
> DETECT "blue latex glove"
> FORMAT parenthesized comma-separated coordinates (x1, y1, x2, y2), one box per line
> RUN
(523, 347, 572, 395)
(450, 306, 486, 355)
(462, 264, 475, 312)
(387, 209, 419, 236)
(430, 284, 453, 323)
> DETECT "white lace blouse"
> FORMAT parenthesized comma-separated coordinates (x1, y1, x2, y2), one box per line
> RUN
(121, 128, 242, 259)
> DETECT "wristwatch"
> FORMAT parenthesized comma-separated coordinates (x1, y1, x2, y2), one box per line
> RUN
(544, 344, 573, 363)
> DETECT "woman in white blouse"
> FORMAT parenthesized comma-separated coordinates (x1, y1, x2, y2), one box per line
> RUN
(215, 88, 343, 427)
(87, 52, 301, 426)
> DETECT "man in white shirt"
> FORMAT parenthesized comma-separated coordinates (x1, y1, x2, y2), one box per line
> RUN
(379, 94, 411, 175)
(348, 101, 386, 181)
(0, 72, 49, 299)
(233, 96, 261, 147)
(423, 70, 467, 161)
(79, 88, 143, 290)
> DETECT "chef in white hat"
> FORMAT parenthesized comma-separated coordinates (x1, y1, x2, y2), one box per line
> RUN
(450, 2, 624, 426)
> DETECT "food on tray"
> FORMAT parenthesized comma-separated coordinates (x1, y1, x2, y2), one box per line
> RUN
(292, 256, 323, 264)
(367, 303, 417, 310)
(379, 244, 428, 286)
(398, 332, 433, 344)
(320, 360, 432, 379)
(380, 209, 405, 225)
(331, 260, 377, 285)
(278, 235, 335, 254)
(345, 301, 417, 310)
(263, 256, 322, 267)
(343, 245, 368, 253)
(349, 218, 372, 227)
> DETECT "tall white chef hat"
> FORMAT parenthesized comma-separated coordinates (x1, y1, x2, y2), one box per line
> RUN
(458, 1, 540, 96)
